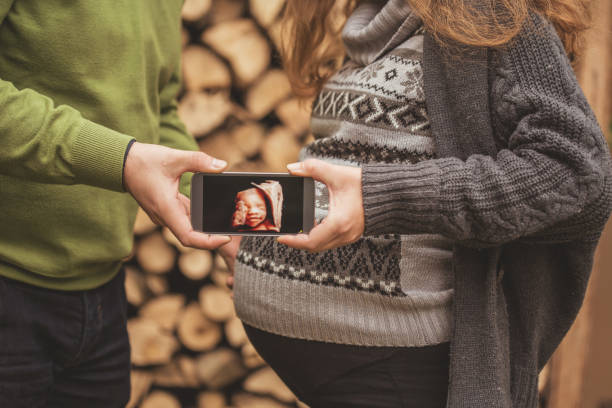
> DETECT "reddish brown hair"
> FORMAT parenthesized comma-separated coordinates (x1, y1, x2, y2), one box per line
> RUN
(280, 0, 593, 97)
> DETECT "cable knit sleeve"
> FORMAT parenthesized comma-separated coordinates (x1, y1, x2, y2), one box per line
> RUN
(361, 15, 612, 247)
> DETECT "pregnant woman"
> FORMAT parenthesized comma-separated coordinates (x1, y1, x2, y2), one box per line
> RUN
(221, 0, 612, 406)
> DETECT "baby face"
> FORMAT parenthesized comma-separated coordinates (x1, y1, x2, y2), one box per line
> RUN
(236, 188, 267, 228)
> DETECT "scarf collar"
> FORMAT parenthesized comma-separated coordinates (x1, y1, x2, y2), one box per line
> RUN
(342, 0, 422, 66)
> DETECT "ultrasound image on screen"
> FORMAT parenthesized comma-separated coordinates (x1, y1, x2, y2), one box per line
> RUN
(202, 175, 304, 234)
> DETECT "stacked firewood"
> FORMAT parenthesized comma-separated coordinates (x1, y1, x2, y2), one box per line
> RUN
(178, 0, 312, 174)
(126, 212, 303, 407)
(125, 0, 312, 407)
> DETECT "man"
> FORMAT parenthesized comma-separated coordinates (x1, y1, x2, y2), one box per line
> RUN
(0, 1, 229, 406)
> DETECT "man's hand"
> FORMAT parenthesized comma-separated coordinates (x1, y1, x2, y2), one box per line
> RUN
(277, 159, 364, 252)
(124, 142, 231, 250)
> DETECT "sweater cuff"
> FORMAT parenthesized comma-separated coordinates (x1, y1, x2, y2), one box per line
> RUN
(361, 161, 442, 236)
(72, 120, 135, 192)
(121, 139, 137, 191)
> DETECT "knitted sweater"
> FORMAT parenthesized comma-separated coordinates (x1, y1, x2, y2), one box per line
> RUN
(236, 1, 612, 407)
(235, 0, 454, 348)
(0, 0, 197, 290)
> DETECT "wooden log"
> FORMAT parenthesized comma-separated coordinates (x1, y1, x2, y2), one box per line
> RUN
(178, 356, 199, 387)
(125, 266, 147, 307)
(230, 122, 266, 158)
(145, 274, 168, 296)
(153, 361, 188, 388)
(244, 367, 296, 403)
(128, 317, 179, 366)
(178, 91, 232, 137)
(198, 391, 227, 408)
(268, 20, 283, 52)
(249, 0, 285, 28)
(276, 98, 312, 135)
(228, 159, 268, 173)
(139, 294, 186, 332)
(177, 302, 223, 351)
(261, 126, 302, 172)
(198, 130, 247, 168)
(245, 69, 292, 119)
(195, 348, 248, 389)
(134, 207, 157, 235)
(140, 390, 181, 408)
(210, 252, 232, 288)
(181, 0, 212, 23)
(137, 232, 176, 275)
(199, 285, 235, 322)
(211, 267, 232, 289)
(209, 0, 246, 25)
(126, 370, 153, 408)
(225, 316, 248, 348)
(201, 19, 270, 86)
(215, 252, 229, 271)
(231, 393, 290, 408)
(242, 342, 266, 369)
(179, 249, 214, 280)
(153, 356, 199, 388)
(182, 45, 231, 91)
(181, 27, 190, 49)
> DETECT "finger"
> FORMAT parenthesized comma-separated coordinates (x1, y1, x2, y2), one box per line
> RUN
(286, 159, 336, 187)
(161, 198, 231, 249)
(226, 275, 234, 288)
(174, 150, 227, 175)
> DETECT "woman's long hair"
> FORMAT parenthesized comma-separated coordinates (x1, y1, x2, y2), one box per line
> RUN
(280, 0, 592, 97)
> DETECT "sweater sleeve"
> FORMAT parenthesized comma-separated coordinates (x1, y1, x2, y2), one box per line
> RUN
(0, 1, 134, 191)
(361, 17, 612, 247)
(157, 62, 199, 198)
(0, 77, 134, 192)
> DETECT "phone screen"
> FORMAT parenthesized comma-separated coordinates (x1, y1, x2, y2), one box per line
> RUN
(201, 174, 305, 235)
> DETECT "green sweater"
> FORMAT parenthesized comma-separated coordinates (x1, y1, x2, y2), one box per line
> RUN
(0, 0, 198, 290)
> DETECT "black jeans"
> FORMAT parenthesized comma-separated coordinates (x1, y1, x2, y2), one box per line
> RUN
(244, 324, 449, 408)
(0, 270, 130, 408)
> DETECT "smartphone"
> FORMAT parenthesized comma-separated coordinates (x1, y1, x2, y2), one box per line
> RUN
(191, 172, 315, 236)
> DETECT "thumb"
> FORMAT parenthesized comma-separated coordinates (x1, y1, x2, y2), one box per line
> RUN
(174, 150, 227, 174)
(287, 159, 334, 186)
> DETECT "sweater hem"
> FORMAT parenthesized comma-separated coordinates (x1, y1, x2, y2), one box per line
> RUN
(234, 262, 453, 347)
(0, 260, 123, 291)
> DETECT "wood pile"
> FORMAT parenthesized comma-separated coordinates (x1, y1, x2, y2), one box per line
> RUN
(126, 1, 311, 407)
(127, 208, 300, 408)
(177, 0, 312, 174)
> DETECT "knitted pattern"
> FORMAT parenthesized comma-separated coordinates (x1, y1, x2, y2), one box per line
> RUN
(233, 0, 454, 347)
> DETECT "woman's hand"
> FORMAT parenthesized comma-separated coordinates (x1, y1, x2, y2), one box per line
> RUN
(277, 159, 364, 252)
(124, 142, 231, 250)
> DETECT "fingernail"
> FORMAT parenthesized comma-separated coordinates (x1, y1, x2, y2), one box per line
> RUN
(287, 163, 302, 172)
(212, 159, 227, 169)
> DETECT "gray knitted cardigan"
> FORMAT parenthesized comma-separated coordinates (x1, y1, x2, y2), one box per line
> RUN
(361, 12, 612, 408)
